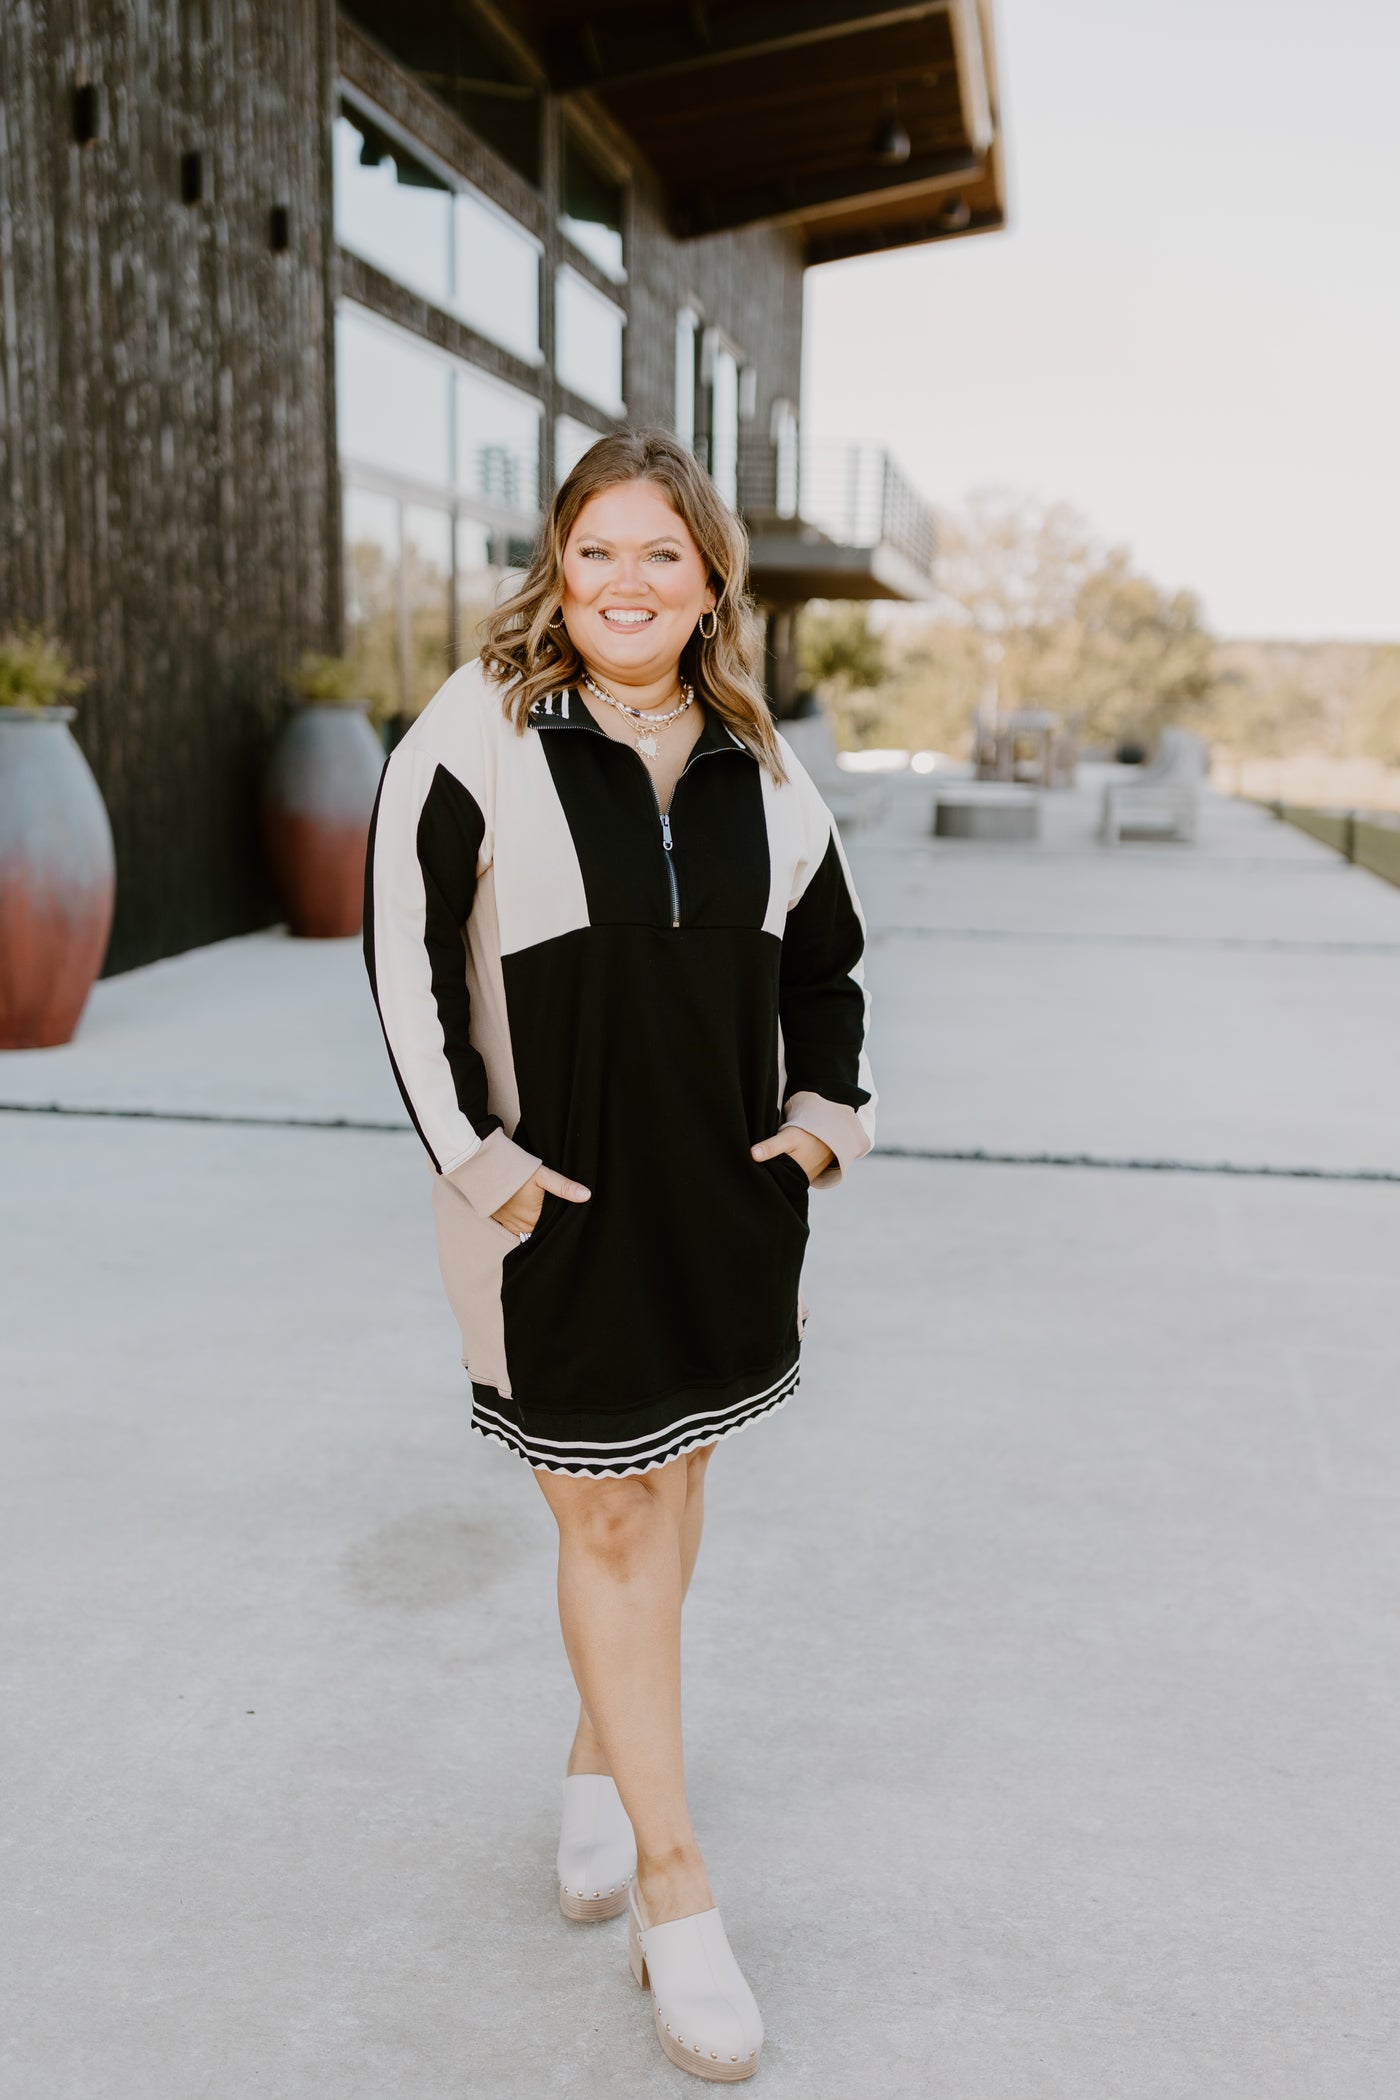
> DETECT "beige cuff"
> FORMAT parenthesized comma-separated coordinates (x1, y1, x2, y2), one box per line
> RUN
(779, 1089, 873, 1192)
(444, 1127, 543, 1221)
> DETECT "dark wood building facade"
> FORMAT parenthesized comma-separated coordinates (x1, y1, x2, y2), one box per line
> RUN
(0, 1, 1003, 973)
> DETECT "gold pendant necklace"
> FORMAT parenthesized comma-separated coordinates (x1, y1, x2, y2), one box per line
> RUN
(581, 671, 695, 761)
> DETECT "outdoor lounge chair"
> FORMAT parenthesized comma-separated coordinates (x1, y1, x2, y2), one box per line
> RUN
(1100, 727, 1208, 845)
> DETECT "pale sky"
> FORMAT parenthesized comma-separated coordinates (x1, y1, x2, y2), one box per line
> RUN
(803, 0, 1400, 641)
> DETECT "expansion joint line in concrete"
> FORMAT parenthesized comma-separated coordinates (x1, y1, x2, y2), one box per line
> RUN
(872, 1143, 1400, 1186)
(0, 1101, 406, 1134)
(872, 926, 1400, 958)
(4, 1101, 1397, 1187)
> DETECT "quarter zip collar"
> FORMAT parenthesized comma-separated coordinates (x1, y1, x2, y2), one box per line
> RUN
(527, 686, 752, 763)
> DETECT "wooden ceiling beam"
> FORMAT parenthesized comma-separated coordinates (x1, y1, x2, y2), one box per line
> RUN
(671, 147, 985, 238)
(543, 1, 954, 94)
(806, 201, 1002, 264)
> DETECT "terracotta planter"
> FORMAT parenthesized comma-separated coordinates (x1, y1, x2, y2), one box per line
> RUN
(0, 705, 116, 1049)
(263, 700, 385, 939)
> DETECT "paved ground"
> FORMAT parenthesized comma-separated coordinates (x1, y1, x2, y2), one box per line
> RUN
(3, 769, 1397, 2098)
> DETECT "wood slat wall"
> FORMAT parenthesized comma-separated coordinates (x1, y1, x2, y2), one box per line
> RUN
(0, 2, 807, 973)
(0, 0, 337, 974)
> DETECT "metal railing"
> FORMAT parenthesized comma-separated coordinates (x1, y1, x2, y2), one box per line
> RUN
(737, 436, 937, 580)
(1267, 801, 1400, 891)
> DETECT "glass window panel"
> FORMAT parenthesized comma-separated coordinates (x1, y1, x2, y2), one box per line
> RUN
(454, 516, 496, 666)
(455, 366, 541, 516)
(555, 415, 604, 485)
(403, 505, 454, 715)
(334, 106, 451, 309)
(337, 306, 451, 491)
(675, 308, 697, 450)
(555, 267, 625, 416)
(455, 190, 541, 361)
(344, 485, 402, 716)
(710, 345, 739, 508)
(561, 133, 625, 281)
(338, 8, 542, 185)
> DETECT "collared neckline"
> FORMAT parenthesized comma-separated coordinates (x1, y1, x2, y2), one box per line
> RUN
(527, 686, 750, 761)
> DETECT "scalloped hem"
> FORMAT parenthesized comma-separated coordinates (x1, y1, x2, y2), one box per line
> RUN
(468, 1369, 801, 1479)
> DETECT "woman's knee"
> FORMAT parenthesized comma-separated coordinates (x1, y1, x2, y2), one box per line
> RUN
(541, 1472, 680, 1579)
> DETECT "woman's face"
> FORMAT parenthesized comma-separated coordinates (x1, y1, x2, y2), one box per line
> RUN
(559, 479, 716, 692)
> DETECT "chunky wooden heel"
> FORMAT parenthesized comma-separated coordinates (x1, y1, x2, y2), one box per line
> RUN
(627, 1881, 763, 2081)
(628, 1902, 648, 1988)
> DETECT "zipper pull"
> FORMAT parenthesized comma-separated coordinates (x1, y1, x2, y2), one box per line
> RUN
(661, 811, 673, 850)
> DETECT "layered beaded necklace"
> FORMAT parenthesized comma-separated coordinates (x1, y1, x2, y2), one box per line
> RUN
(581, 669, 695, 761)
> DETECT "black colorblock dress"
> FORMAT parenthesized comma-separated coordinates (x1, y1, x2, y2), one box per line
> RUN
(363, 661, 876, 1477)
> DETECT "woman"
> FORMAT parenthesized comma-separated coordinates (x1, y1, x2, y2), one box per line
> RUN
(363, 430, 875, 2081)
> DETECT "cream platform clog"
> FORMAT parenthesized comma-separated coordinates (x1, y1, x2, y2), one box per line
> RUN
(556, 1773, 636, 1921)
(627, 1878, 764, 2080)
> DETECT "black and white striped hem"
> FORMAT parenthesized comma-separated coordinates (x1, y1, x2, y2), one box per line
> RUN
(468, 1359, 802, 1478)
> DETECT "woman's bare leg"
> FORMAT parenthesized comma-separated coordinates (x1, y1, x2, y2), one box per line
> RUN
(565, 1444, 713, 1777)
(540, 1444, 718, 1923)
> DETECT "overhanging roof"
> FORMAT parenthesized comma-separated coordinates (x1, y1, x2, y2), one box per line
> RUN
(479, 0, 1007, 262)
(747, 530, 936, 605)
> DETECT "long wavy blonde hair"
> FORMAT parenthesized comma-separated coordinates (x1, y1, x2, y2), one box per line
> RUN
(479, 429, 789, 784)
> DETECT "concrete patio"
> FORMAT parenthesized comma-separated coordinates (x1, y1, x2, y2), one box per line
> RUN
(2, 766, 1397, 2098)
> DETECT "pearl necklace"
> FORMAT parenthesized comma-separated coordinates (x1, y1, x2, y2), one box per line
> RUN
(581, 670, 695, 761)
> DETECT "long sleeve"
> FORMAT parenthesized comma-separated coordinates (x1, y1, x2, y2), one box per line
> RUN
(776, 778, 878, 1192)
(363, 738, 541, 1219)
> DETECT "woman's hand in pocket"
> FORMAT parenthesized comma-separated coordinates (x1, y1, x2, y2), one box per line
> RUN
(491, 1164, 591, 1236)
(750, 1128, 833, 1186)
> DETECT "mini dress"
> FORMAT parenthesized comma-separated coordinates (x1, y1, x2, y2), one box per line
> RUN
(363, 660, 876, 1478)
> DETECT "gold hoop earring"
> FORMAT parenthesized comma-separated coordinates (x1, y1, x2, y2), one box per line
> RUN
(548, 607, 566, 628)
(698, 609, 718, 639)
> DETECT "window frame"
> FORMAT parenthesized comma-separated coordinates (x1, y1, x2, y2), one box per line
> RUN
(558, 119, 630, 287)
(554, 263, 628, 419)
(335, 81, 546, 367)
(337, 298, 546, 716)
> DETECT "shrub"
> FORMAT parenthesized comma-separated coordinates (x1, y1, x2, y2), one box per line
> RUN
(288, 651, 364, 703)
(0, 623, 87, 711)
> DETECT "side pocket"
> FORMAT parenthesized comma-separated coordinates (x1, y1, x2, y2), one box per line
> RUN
(503, 1185, 564, 1257)
(765, 1150, 812, 1223)
(429, 1170, 513, 1387)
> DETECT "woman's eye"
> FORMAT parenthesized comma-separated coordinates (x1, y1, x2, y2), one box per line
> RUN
(648, 549, 681, 563)
(578, 544, 611, 560)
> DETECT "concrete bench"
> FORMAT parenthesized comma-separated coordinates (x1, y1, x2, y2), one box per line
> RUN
(933, 785, 1041, 842)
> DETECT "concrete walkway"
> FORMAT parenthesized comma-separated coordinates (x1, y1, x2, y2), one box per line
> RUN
(3, 770, 1397, 2098)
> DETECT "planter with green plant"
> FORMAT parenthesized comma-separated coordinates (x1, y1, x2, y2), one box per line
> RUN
(263, 651, 386, 939)
(0, 624, 115, 1048)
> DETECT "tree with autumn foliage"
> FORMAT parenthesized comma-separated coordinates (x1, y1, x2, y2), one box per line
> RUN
(798, 488, 1219, 756)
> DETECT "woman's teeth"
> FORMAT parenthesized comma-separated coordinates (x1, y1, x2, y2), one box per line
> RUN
(602, 609, 655, 626)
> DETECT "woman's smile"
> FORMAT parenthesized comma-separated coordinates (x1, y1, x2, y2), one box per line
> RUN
(560, 479, 716, 703)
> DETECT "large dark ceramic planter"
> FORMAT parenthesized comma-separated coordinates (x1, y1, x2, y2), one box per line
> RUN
(0, 706, 116, 1049)
(263, 700, 385, 939)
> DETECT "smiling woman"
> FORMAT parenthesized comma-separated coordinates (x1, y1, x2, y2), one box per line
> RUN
(481, 431, 771, 761)
(362, 428, 876, 2083)
(564, 480, 715, 704)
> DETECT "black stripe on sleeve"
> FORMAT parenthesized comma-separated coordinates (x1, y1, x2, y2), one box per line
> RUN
(779, 829, 871, 1110)
(362, 766, 439, 1166)
(415, 763, 502, 1142)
